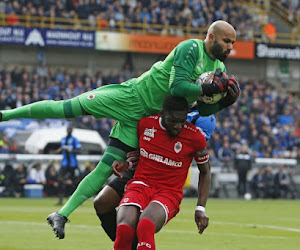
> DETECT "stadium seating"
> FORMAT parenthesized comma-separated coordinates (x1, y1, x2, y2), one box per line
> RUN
(0, 0, 260, 38)
(0, 0, 299, 160)
(0, 64, 299, 162)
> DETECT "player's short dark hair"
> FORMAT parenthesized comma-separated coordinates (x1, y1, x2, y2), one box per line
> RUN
(163, 95, 188, 112)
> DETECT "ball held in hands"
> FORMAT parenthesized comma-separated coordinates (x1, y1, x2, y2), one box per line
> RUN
(196, 69, 228, 104)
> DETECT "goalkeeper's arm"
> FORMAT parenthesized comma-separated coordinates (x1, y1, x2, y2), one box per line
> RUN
(169, 40, 229, 98)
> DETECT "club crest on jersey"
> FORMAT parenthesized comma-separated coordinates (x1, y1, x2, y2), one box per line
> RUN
(86, 94, 96, 100)
(144, 127, 156, 138)
(174, 141, 182, 153)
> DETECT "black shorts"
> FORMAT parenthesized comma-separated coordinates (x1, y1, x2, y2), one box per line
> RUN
(107, 168, 135, 198)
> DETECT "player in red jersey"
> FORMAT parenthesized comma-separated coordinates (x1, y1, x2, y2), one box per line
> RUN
(113, 95, 211, 250)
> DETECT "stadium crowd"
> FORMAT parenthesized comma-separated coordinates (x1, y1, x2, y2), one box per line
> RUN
(282, 0, 300, 25)
(3, 0, 300, 40)
(0, 161, 95, 197)
(1, 160, 298, 199)
(1, 0, 264, 39)
(250, 164, 298, 199)
(0, 63, 300, 162)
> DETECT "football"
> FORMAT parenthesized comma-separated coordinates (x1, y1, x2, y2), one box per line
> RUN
(195, 71, 227, 104)
(244, 193, 252, 201)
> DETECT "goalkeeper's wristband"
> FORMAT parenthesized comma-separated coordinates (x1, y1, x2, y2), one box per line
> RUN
(195, 205, 205, 212)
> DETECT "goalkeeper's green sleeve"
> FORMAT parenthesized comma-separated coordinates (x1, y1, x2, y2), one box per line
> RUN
(197, 101, 221, 116)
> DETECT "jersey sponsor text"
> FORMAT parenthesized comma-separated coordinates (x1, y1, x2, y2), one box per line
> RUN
(140, 148, 182, 167)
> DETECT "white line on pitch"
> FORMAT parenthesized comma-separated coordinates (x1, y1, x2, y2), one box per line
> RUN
(0, 220, 299, 240)
(173, 219, 300, 233)
(161, 230, 290, 240)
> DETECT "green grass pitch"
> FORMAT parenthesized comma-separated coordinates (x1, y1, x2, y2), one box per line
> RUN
(0, 198, 299, 250)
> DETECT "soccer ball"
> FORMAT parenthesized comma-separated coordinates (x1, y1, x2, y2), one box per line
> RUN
(195, 71, 226, 104)
(244, 193, 252, 200)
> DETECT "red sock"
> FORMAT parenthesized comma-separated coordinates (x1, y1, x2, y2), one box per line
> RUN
(137, 218, 156, 250)
(114, 224, 135, 250)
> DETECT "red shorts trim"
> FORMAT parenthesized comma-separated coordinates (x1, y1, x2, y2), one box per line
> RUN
(119, 182, 183, 225)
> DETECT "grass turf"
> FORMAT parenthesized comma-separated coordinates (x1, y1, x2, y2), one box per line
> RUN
(0, 197, 299, 250)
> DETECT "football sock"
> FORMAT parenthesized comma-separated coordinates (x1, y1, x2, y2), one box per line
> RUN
(132, 236, 138, 250)
(114, 224, 135, 250)
(1, 98, 85, 121)
(137, 218, 156, 250)
(97, 209, 117, 241)
(59, 146, 126, 218)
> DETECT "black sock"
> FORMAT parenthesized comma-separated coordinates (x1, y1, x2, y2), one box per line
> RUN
(97, 209, 117, 241)
(132, 236, 138, 250)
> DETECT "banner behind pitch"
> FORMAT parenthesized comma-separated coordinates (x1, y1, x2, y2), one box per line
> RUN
(255, 43, 300, 60)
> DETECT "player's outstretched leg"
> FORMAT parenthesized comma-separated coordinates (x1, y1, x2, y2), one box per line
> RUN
(46, 212, 69, 239)
(0, 98, 84, 121)
(46, 145, 127, 238)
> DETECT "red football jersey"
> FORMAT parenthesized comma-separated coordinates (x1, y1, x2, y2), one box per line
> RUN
(133, 115, 209, 191)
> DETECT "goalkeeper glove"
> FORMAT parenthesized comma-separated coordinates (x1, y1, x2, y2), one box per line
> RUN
(201, 68, 228, 97)
(219, 75, 240, 109)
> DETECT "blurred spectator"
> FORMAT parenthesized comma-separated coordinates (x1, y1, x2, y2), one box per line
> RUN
(36, 61, 48, 81)
(287, 167, 299, 199)
(97, 12, 109, 29)
(27, 163, 46, 186)
(6, 10, 19, 25)
(262, 165, 274, 198)
(0, 164, 16, 197)
(251, 167, 265, 199)
(45, 164, 59, 197)
(207, 148, 223, 168)
(217, 141, 234, 172)
(234, 144, 252, 198)
(264, 21, 277, 42)
(0, 139, 9, 153)
(294, 120, 300, 138)
(279, 108, 294, 126)
(274, 165, 289, 199)
(14, 163, 27, 197)
(9, 141, 20, 153)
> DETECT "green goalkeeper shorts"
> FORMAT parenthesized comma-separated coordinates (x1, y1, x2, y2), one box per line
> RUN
(77, 80, 151, 149)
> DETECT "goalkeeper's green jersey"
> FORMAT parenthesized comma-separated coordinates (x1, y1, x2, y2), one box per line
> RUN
(133, 39, 226, 112)
(78, 39, 226, 148)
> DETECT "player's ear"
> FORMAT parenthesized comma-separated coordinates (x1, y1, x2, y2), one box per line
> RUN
(208, 33, 214, 42)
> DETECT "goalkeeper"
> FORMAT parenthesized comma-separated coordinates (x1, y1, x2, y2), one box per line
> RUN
(0, 20, 239, 239)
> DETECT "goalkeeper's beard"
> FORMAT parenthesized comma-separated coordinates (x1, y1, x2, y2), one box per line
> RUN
(211, 41, 230, 62)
